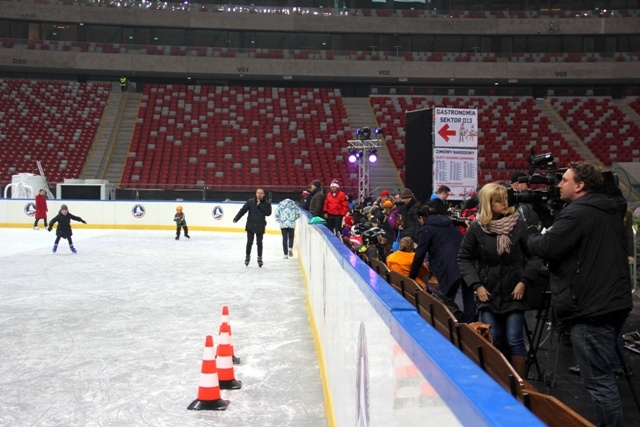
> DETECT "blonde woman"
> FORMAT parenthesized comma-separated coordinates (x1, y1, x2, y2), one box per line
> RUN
(457, 182, 541, 376)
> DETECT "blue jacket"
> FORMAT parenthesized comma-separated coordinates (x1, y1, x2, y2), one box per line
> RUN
(275, 199, 300, 229)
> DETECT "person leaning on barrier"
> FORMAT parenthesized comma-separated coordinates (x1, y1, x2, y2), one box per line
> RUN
(307, 179, 325, 218)
(527, 161, 632, 427)
(411, 202, 475, 323)
(387, 236, 429, 287)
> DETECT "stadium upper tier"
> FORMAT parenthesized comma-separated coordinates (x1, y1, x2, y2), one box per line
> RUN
(0, 79, 110, 185)
(1, 79, 639, 192)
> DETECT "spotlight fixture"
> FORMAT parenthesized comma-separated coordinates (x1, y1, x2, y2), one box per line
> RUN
(368, 149, 378, 163)
(361, 127, 371, 139)
(373, 128, 383, 135)
(348, 148, 361, 163)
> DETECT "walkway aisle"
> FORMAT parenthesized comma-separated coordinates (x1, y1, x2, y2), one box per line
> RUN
(0, 229, 327, 427)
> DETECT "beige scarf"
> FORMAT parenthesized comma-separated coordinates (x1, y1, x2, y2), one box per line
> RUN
(479, 214, 519, 255)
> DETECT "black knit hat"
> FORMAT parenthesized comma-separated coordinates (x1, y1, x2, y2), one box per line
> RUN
(311, 179, 322, 188)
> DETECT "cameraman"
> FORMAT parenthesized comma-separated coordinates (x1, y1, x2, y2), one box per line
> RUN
(527, 161, 632, 427)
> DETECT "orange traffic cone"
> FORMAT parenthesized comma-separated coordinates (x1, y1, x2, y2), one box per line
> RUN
(187, 335, 230, 411)
(221, 306, 241, 365)
(217, 323, 242, 390)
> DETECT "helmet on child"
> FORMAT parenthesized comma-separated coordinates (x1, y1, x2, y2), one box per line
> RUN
(176, 205, 183, 211)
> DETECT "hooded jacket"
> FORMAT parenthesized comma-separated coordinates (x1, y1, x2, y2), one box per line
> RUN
(410, 215, 464, 294)
(527, 193, 632, 321)
(234, 197, 272, 234)
(274, 199, 301, 229)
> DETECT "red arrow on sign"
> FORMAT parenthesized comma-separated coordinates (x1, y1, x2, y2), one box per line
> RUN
(438, 124, 456, 142)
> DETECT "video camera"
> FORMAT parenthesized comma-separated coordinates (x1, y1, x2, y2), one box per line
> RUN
(507, 149, 623, 221)
(507, 150, 566, 218)
(449, 212, 473, 228)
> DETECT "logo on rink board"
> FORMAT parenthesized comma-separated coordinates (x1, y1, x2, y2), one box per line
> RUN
(24, 202, 36, 217)
(212, 206, 224, 220)
(356, 322, 370, 427)
(131, 204, 146, 219)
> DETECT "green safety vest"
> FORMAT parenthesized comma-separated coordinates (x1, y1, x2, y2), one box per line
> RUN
(120, 77, 127, 86)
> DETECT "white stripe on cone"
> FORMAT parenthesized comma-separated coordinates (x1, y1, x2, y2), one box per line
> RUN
(217, 357, 233, 369)
(199, 372, 220, 388)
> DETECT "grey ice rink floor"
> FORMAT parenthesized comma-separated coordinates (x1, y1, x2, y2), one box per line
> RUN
(0, 228, 327, 427)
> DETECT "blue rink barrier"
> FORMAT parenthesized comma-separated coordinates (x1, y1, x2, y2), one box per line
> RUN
(299, 211, 544, 427)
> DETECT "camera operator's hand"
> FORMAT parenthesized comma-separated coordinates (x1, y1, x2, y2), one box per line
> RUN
(512, 282, 526, 300)
(476, 285, 491, 302)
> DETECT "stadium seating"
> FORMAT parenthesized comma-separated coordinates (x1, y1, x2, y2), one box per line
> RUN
(370, 95, 582, 184)
(549, 97, 640, 165)
(120, 85, 356, 191)
(0, 79, 110, 185)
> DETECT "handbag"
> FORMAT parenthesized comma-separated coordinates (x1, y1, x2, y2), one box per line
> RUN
(391, 231, 401, 252)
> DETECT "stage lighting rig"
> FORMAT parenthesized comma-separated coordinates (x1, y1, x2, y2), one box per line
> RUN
(346, 127, 384, 200)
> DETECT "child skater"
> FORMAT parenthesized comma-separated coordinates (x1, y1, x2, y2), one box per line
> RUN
(174, 205, 190, 240)
(34, 189, 48, 230)
(48, 204, 87, 253)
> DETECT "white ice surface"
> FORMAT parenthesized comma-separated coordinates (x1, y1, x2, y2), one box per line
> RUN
(0, 229, 327, 427)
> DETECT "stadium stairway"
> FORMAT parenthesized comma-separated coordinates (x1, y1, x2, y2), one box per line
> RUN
(105, 92, 140, 186)
(535, 99, 599, 165)
(81, 91, 121, 179)
(81, 91, 140, 185)
(614, 98, 640, 129)
(342, 97, 402, 195)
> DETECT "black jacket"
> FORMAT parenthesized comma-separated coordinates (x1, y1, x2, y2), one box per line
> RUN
(234, 197, 272, 234)
(49, 211, 85, 238)
(527, 193, 632, 322)
(398, 198, 421, 241)
(409, 215, 464, 294)
(458, 217, 541, 313)
(308, 188, 325, 218)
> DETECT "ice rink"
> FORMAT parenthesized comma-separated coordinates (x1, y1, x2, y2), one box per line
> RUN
(0, 228, 327, 427)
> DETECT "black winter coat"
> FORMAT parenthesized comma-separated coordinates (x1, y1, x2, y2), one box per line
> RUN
(49, 211, 85, 238)
(409, 215, 464, 294)
(458, 217, 541, 313)
(234, 197, 272, 234)
(308, 188, 325, 217)
(527, 193, 632, 322)
(398, 199, 421, 241)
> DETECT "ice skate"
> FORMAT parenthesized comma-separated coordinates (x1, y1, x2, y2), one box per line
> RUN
(175, 235, 179, 240)
(283, 254, 288, 259)
(70, 245, 77, 254)
(33, 227, 38, 230)
(52, 244, 57, 253)
(244, 255, 250, 266)
(185, 234, 190, 239)
(288, 249, 293, 257)
(258, 257, 263, 268)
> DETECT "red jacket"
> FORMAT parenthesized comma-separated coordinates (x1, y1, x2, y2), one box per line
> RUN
(323, 190, 349, 216)
(35, 194, 48, 219)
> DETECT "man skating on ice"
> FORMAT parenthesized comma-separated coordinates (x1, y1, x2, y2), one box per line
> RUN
(234, 188, 272, 267)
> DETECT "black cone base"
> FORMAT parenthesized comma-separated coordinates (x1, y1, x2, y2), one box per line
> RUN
(232, 355, 241, 365)
(219, 379, 242, 390)
(187, 398, 230, 411)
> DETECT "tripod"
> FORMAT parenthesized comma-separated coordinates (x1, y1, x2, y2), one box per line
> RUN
(524, 289, 557, 383)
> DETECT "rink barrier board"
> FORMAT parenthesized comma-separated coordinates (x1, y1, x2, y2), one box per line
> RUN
(0, 199, 280, 234)
(298, 210, 544, 426)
